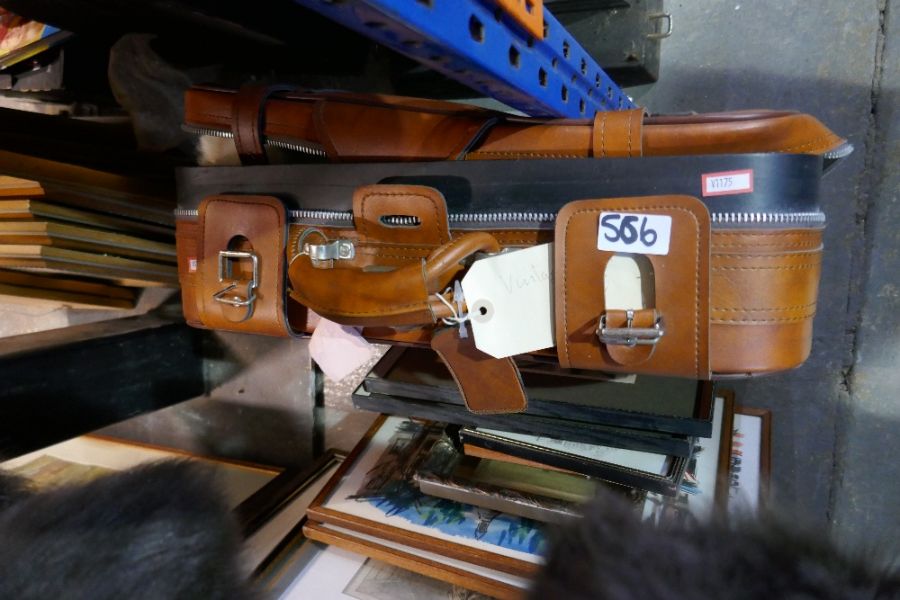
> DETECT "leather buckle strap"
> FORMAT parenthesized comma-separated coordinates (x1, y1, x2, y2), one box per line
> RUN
(555, 195, 711, 379)
(432, 325, 528, 415)
(232, 83, 293, 165)
(598, 309, 664, 347)
(597, 308, 662, 368)
(197, 195, 296, 337)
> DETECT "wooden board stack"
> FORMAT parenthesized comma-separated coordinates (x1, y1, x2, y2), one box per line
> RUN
(0, 176, 177, 310)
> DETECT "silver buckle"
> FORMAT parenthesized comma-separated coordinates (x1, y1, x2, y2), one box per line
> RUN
(303, 239, 355, 262)
(293, 228, 355, 269)
(597, 309, 664, 347)
(213, 250, 259, 321)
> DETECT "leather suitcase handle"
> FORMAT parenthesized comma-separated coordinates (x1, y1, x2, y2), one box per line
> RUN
(288, 232, 500, 327)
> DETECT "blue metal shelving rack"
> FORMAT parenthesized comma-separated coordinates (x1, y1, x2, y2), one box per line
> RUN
(292, 0, 635, 118)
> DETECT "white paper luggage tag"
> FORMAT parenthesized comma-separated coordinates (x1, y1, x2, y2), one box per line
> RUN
(460, 243, 555, 359)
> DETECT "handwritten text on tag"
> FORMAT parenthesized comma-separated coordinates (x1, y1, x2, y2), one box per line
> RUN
(460, 243, 554, 359)
(598, 213, 672, 256)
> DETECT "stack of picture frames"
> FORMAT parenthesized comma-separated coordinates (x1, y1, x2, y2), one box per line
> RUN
(0, 352, 771, 599)
(254, 347, 772, 600)
(0, 173, 176, 310)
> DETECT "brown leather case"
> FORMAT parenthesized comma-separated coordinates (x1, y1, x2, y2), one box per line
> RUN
(177, 186, 823, 378)
(178, 86, 838, 381)
(184, 86, 849, 165)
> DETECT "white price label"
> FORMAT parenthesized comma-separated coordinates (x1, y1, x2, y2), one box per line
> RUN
(597, 213, 672, 256)
(702, 169, 753, 197)
(461, 243, 555, 359)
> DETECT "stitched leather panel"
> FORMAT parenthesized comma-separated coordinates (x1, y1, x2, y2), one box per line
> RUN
(354, 185, 451, 246)
(432, 326, 528, 414)
(197, 195, 291, 336)
(591, 108, 645, 158)
(554, 195, 711, 379)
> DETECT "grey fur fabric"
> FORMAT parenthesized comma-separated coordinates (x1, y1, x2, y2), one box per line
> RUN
(532, 491, 900, 600)
(0, 461, 251, 600)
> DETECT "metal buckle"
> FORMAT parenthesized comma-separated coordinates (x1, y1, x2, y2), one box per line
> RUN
(597, 309, 664, 347)
(293, 228, 355, 269)
(213, 250, 259, 321)
(303, 239, 355, 262)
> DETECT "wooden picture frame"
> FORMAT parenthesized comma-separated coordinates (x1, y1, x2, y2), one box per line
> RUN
(306, 415, 545, 579)
(715, 389, 737, 511)
(0, 221, 176, 263)
(640, 391, 735, 523)
(457, 426, 688, 497)
(1, 434, 280, 507)
(0, 245, 178, 286)
(240, 451, 345, 572)
(0, 269, 136, 309)
(728, 405, 772, 514)
(303, 521, 527, 600)
(259, 524, 523, 600)
(1, 435, 346, 574)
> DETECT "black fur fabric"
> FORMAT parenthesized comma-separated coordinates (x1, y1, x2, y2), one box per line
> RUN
(532, 491, 900, 600)
(0, 461, 251, 600)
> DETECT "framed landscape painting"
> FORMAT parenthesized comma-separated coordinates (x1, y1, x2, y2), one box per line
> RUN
(307, 415, 547, 578)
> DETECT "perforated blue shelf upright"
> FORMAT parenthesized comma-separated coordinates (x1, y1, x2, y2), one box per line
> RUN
(292, 0, 636, 118)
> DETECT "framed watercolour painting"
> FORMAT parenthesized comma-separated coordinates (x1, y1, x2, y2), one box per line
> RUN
(306, 415, 547, 578)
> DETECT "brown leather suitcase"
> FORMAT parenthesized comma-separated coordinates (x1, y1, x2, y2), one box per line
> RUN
(176, 86, 848, 411)
(183, 85, 850, 165)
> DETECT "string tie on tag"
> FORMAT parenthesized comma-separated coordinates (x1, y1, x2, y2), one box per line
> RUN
(433, 285, 469, 338)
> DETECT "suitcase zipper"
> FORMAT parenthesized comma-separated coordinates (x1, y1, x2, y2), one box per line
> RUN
(176, 208, 825, 228)
(183, 125, 327, 158)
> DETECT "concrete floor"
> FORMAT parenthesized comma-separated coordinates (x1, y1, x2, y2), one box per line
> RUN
(104, 0, 899, 557)
(637, 0, 898, 552)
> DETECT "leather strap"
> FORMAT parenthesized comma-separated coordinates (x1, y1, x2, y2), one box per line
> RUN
(186, 85, 849, 160)
(431, 325, 528, 414)
(197, 195, 294, 336)
(591, 108, 646, 158)
(555, 195, 711, 378)
(231, 84, 293, 165)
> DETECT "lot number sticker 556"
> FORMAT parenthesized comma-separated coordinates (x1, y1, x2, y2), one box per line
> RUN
(597, 212, 672, 256)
